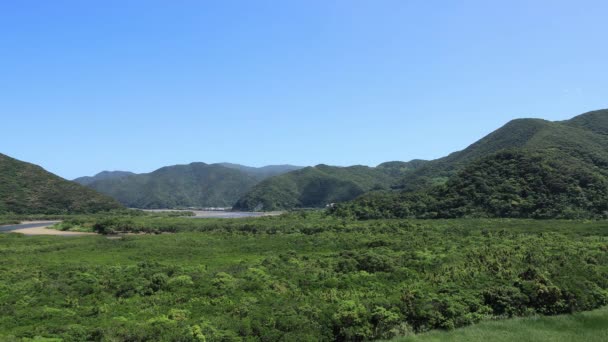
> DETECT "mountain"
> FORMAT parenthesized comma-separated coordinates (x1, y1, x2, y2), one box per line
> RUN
(0, 153, 123, 214)
(564, 109, 608, 136)
(233, 160, 428, 211)
(218, 163, 303, 179)
(83, 162, 298, 209)
(74, 171, 135, 186)
(331, 109, 608, 219)
(393, 109, 608, 191)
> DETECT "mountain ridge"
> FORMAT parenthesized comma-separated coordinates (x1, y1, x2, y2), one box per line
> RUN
(80, 162, 304, 209)
(0, 153, 123, 214)
(331, 109, 608, 219)
(233, 160, 429, 211)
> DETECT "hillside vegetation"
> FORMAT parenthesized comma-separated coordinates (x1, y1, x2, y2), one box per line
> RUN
(84, 163, 259, 209)
(234, 161, 428, 211)
(73, 170, 135, 186)
(219, 163, 303, 179)
(80, 163, 302, 209)
(394, 110, 608, 191)
(332, 109, 608, 219)
(0, 153, 122, 214)
(333, 149, 608, 219)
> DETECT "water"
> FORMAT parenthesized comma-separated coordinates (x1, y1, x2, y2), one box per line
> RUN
(141, 209, 279, 219)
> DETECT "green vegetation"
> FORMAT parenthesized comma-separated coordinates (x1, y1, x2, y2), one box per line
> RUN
(332, 149, 608, 219)
(83, 163, 301, 209)
(0, 153, 122, 214)
(4, 110, 608, 341)
(218, 163, 303, 179)
(237, 110, 608, 213)
(2, 214, 607, 340)
(73, 171, 136, 186)
(395, 110, 608, 192)
(393, 306, 608, 342)
(234, 161, 428, 211)
(332, 110, 608, 219)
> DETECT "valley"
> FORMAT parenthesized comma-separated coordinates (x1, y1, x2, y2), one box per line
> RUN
(2, 109, 608, 341)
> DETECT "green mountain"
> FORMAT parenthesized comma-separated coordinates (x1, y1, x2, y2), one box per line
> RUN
(83, 162, 301, 209)
(395, 110, 608, 191)
(218, 163, 303, 179)
(233, 160, 428, 211)
(0, 153, 123, 214)
(331, 109, 608, 219)
(73, 171, 135, 186)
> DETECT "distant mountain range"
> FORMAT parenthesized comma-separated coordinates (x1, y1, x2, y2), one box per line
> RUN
(0, 153, 122, 214)
(4, 109, 607, 217)
(331, 109, 608, 219)
(74, 163, 304, 209)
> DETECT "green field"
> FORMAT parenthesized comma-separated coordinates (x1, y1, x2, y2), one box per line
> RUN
(394, 306, 608, 342)
(1, 214, 607, 341)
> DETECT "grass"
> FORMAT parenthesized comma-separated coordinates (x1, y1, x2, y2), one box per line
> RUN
(394, 306, 608, 342)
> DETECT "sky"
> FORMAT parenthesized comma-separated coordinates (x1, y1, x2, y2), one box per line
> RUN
(1, 0, 607, 179)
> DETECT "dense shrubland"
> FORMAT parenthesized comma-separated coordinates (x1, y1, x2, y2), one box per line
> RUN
(1, 215, 607, 341)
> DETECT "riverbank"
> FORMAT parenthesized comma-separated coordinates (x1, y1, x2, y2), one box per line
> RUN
(0, 221, 94, 236)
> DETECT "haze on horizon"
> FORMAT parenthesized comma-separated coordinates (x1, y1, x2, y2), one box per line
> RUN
(1, 0, 607, 179)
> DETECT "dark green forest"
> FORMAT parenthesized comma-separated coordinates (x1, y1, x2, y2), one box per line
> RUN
(1, 213, 607, 341)
(331, 149, 608, 219)
(233, 161, 427, 211)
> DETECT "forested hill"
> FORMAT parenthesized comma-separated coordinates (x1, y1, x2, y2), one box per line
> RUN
(73, 171, 135, 186)
(83, 163, 265, 209)
(395, 109, 608, 191)
(218, 163, 303, 179)
(331, 109, 608, 219)
(233, 160, 428, 211)
(0, 153, 123, 214)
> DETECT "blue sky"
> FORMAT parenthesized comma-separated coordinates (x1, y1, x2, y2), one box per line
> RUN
(1, 0, 607, 179)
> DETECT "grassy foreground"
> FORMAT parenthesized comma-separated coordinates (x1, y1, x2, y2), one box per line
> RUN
(395, 306, 608, 341)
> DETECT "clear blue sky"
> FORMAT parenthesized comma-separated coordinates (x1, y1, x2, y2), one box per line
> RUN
(1, 0, 607, 179)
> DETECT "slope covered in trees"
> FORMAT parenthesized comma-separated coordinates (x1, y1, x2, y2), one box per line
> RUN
(332, 109, 608, 219)
(331, 149, 608, 219)
(233, 161, 428, 211)
(84, 163, 264, 209)
(395, 109, 608, 191)
(0, 153, 122, 214)
(218, 163, 303, 179)
(73, 170, 135, 186)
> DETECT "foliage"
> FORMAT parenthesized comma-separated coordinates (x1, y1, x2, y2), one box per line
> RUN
(394, 110, 608, 192)
(1, 215, 608, 341)
(83, 163, 301, 209)
(234, 161, 428, 211)
(331, 149, 608, 219)
(0, 153, 122, 214)
(73, 171, 135, 186)
(237, 109, 608, 214)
